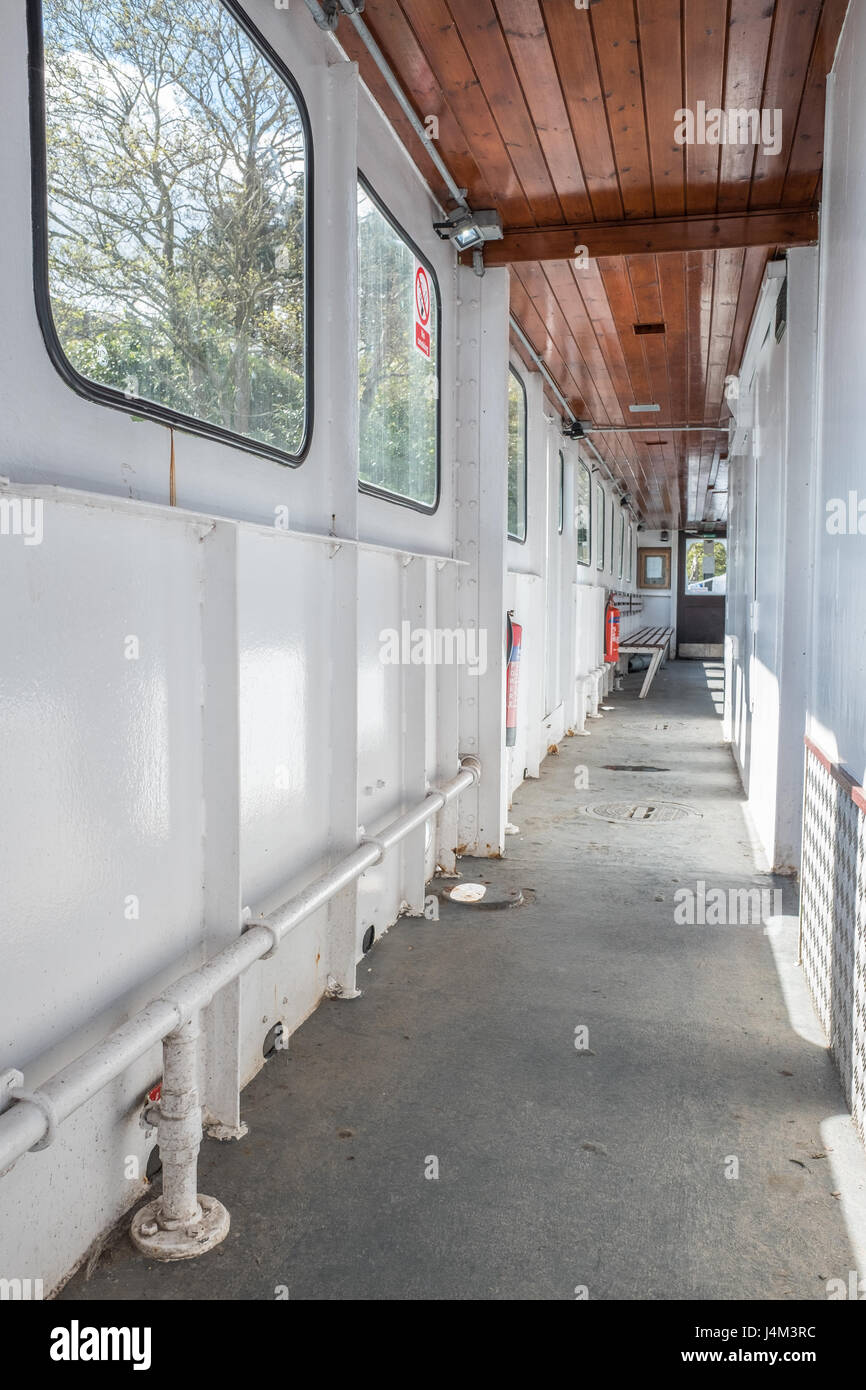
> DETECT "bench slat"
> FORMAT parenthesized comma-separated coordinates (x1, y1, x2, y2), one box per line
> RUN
(619, 624, 673, 651)
(614, 625, 674, 698)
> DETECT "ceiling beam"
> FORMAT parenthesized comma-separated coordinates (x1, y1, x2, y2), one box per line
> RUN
(472, 206, 819, 266)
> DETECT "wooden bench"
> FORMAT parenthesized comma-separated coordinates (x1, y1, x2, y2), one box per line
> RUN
(616, 625, 674, 699)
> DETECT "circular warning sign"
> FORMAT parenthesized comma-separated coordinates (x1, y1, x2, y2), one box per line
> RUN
(415, 265, 431, 326)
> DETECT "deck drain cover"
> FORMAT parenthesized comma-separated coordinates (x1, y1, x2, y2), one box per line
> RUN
(580, 802, 700, 823)
(449, 883, 487, 903)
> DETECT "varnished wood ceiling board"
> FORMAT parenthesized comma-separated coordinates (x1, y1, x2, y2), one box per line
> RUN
(509, 241, 769, 527)
(345, 1, 846, 224)
(337, 0, 848, 526)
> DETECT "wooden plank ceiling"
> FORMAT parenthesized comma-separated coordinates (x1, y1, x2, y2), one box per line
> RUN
(336, 0, 848, 528)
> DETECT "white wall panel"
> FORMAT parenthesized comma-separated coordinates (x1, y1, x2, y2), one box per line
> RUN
(1, 494, 206, 1064)
(235, 529, 344, 1085)
(0, 491, 209, 1291)
(809, 2, 866, 784)
(725, 248, 819, 871)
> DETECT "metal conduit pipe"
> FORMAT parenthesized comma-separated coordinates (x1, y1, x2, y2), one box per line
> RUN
(301, 0, 339, 30)
(0, 756, 481, 1258)
(586, 425, 729, 435)
(580, 433, 617, 486)
(335, 0, 469, 215)
(508, 315, 625, 502)
(569, 427, 621, 506)
(509, 315, 577, 426)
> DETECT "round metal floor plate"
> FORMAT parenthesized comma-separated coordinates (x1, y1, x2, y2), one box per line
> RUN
(579, 802, 700, 823)
(130, 1194, 230, 1261)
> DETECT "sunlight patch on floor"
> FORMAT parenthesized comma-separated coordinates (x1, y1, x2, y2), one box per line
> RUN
(764, 912, 866, 1276)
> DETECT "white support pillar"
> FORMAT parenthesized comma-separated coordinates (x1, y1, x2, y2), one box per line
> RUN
(318, 57, 362, 994)
(399, 553, 429, 912)
(774, 244, 820, 869)
(455, 266, 509, 857)
(200, 522, 244, 1138)
(562, 448, 579, 733)
(523, 371, 548, 779)
(434, 557, 461, 875)
(325, 545, 361, 996)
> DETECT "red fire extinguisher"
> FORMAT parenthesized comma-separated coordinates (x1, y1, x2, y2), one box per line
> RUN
(505, 612, 522, 747)
(605, 597, 620, 664)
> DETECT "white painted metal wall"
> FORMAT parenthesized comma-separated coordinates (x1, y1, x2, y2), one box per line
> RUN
(0, 0, 614, 1291)
(807, 0, 866, 788)
(723, 1, 866, 1147)
(724, 248, 819, 872)
(798, 1, 866, 1132)
(724, 6, 866, 880)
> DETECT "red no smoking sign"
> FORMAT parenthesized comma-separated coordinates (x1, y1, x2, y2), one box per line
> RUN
(414, 263, 431, 358)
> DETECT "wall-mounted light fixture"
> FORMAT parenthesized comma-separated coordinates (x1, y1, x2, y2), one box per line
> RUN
(434, 209, 503, 251)
(562, 420, 585, 440)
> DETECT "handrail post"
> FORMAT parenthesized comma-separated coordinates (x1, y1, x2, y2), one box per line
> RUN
(0, 759, 481, 1261)
(130, 1012, 229, 1260)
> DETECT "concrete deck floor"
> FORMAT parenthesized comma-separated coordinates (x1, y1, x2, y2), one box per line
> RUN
(63, 659, 866, 1301)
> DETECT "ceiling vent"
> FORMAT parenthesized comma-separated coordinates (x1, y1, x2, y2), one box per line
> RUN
(633, 322, 666, 336)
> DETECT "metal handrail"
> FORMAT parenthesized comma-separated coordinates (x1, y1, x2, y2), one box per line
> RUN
(0, 756, 481, 1258)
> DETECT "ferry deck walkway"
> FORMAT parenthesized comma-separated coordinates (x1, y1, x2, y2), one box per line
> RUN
(61, 659, 866, 1301)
